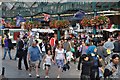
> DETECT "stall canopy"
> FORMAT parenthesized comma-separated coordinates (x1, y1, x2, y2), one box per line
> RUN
(103, 29, 120, 32)
(32, 29, 54, 33)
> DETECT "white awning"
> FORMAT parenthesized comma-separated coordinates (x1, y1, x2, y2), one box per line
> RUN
(32, 29, 54, 33)
(103, 29, 120, 32)
(74, 29, 85, 32)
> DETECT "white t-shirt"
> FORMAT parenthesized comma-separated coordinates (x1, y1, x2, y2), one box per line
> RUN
(42, 43, 46, 52)
(45, 54, 52, 65)
(55, 48, 64, 60)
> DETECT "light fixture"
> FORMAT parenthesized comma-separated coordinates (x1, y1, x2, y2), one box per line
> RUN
(103, 13, 115, 16)
(0, 2, 2, 5)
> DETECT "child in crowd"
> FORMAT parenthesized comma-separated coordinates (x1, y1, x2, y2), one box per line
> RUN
(43, 49, 54, 78)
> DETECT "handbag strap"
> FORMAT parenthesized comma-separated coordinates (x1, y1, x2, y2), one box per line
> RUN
(69, 42, 72, 48)
(79, 45, 83, 53)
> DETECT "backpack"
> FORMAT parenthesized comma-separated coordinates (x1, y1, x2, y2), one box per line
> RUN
(92, 56, 99, 67)
(89, 54, 99, 67)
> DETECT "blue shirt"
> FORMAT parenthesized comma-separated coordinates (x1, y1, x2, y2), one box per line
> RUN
(28, 46, 42, 62)
(4, 38, 8, 48)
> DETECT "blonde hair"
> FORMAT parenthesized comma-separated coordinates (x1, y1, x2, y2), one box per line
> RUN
(57, 43, 63, 48)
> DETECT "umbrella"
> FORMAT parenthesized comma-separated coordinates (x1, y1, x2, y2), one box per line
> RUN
(73, 10, 85, 20)
(69, 10, 85, 21)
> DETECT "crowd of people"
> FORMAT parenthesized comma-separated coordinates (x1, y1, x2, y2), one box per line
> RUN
(2, 32, 120, 79)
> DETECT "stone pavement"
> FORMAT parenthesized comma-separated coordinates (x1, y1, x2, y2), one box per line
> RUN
(1, 47, 80, 78)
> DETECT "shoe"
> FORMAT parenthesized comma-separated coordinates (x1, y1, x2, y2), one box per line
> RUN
(26, 68, 29, 71)
(36, 75, 40, 78)
(76, 68, 79, 71)
(10, 58, 13, 60)
(29, 73, 32, 77)
(18, 68, 22, 70)
(57, 75, 60, 78)
(2, 58, 5, 60)
(45, 76, 49, 78)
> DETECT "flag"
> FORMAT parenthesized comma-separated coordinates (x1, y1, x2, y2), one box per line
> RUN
(0, 19, 5, 24)
(43, 13, 50, 21)
(16, 16, 25, 27)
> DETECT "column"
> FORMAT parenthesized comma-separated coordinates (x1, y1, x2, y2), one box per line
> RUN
(92, 2, 97, 35)
(0, 2, 2, 75)
(57, 14, 61, 41)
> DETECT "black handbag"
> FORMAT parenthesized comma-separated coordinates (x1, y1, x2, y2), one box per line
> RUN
(62, 63, 70, 71)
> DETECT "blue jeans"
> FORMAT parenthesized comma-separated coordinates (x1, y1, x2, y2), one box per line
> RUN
(3, 47, 12, 59)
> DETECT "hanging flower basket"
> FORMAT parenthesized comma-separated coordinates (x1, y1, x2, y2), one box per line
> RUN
(49, 20, 70, 28)
(80, 18, 90, 27)
(24, 21, 42, 29)
(80, 16, 110, 28)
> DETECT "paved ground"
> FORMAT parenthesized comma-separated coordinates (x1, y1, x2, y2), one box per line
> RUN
(1, 46, 80, 78)
(0, 46, 2, 75)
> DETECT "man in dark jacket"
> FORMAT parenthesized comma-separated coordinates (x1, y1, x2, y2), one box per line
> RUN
(79, 54, 92, 80)
(17, 36, 28, 70)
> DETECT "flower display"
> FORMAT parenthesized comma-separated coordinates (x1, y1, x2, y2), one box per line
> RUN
(24, 21, 42, 29)
(80, 18, 90, 27)
(80, 16, 110, 27)
(3, 20, 42, 30)
(49, 20, 70, 28)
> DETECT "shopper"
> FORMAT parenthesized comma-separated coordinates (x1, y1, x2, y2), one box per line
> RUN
(14, 35, 20, 60)
(80, 54, 92, 80)
(77, 41, 88, 70)
(87, 44, 100, 80)
(35, 39, 42, 68)
(16, 36, 28, 70)
(2, 35, 12, 60)
(43, 49, 53, 78)
(54, 43, 66, 78)
(27, 41, 42, 78)
(104, 54, 120, 79)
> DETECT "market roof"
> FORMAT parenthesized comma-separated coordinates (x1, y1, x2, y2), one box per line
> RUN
(1, 1, 120, 18)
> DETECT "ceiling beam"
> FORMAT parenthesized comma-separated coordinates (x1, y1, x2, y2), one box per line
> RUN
(2, 2, 120, 18)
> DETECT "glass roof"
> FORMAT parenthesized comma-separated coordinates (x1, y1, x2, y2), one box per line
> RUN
(1, 1, 120, 18)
